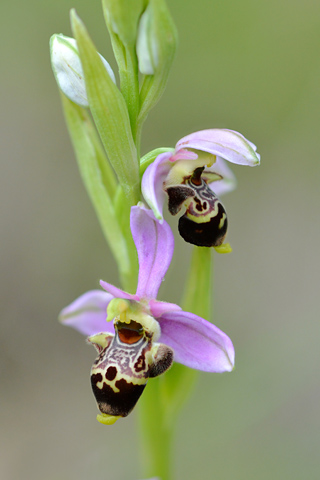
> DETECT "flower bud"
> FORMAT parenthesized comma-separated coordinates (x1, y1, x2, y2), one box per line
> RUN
(136, 0, 177, 75)
(102, 0, 146, 46)
(50, 34, 116, 107)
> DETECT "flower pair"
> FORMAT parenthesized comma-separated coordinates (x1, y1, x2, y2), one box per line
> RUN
(60, 204, 235, 424)
(52, 32, 260, 425)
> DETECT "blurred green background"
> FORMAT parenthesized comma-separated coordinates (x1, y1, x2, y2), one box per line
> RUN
(1, 0, 320, 479)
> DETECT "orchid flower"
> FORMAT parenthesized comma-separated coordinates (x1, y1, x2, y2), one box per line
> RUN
(142, 129, 260, 249)
(59, 204, 234, 424)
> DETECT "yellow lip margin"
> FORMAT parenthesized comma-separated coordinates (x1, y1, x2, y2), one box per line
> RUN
(96, 413, 121, 425)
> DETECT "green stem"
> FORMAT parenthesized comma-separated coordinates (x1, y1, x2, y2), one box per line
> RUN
(181, 246, 213, 319)
(114, 185, 139, 293)
(138, 377, 174, 480)
(138, 247, 214, 480)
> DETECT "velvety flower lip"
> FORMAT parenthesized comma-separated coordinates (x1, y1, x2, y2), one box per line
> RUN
(59, 203, 235, 373)
(141, 128, 260, 221)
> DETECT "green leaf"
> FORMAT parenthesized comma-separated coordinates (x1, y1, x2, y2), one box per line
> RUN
(61, 93, 137, 291)
(70, 10, 140, 206)
(101, 0, 145, 146)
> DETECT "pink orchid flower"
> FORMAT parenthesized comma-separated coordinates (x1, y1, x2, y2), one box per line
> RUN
(142, 129, 260, 248)
(59, 204, 234, 423)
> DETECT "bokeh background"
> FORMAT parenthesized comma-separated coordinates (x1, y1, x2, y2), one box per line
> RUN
(1, 0, 320, 479)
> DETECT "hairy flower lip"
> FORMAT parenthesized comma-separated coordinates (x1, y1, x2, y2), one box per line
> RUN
(60, 204, 235, 373)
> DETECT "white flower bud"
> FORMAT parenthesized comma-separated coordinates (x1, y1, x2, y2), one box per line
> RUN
(102, 0, 146, 46)
(50, 34, 116, 107)
(136, 6, 158, 75)
(136, 0, 177, 76)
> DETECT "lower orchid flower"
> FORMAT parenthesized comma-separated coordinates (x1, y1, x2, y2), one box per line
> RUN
(59, 204, 234, 425)
(142, 129, 260, 250)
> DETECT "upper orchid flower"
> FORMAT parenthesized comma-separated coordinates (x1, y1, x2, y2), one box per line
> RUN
(59, 204, 234, 425)
(142, 129, 260, 249)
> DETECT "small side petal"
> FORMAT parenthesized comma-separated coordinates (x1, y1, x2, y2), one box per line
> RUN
(100, 280, 138, 301)
(205, 157, 237, 197)
(149, 299, 182, 318)
(141, 151, 173, 220)
(158, 311, 235, 372)
(170, 149, 198, 162)
(176, 129, 260, 167)
(131, 204, 174, 300)
(59, 290, 114, 336)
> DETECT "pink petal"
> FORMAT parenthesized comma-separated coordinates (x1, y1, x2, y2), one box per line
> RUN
(100, 280, 139, 301)
(176, 129, 260, 166)
(149, 299, 182, 318)
(170, 149, 198, 162)
(131, 204, 174, 300)
(59, 290, 114, 336)
(206, 157, 237, 197)
(141, 151, 173, 221)
(158, 311, 235, 373)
